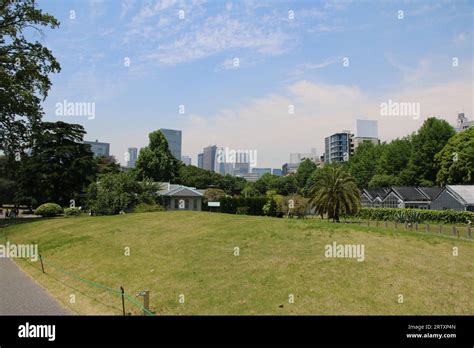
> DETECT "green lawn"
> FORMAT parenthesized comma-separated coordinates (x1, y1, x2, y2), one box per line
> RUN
(3, 211, 473, 315)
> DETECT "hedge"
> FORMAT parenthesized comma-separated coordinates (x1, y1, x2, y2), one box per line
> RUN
(219, 196, 267, 216)
(355, 208, 474, 224)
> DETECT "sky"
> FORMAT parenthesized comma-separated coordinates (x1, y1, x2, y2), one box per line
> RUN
(36, 0, 473, 168)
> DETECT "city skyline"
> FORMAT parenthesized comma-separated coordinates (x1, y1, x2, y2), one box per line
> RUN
(37, 0, 473, 167)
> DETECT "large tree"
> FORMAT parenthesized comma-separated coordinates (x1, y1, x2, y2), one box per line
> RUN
(0, 0, 60, 162)
(404, 118, 455, 185)
(435, 127, 474, 185)
(347, 142, 382, 188)
(17, 122, 95, 206)
(135, 130, 180, 182)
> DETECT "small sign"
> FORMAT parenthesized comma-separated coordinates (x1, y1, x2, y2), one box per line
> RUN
(208, 202, 220, 207)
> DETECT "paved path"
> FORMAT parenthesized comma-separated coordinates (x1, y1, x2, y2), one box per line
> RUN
(0, 258, 71, 315)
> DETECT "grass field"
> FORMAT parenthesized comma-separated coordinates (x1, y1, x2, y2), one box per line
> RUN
(3, 211, 473, 315)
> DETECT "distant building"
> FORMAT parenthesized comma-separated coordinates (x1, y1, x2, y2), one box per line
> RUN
(127, 147, 138, 168)
(324, 131, 354, 163)
(282, 163, 299, 176)
(252, 168, 272, 176)
(272, 168, 282, 176)
(431, 185, 474, 212)
(159, 129, 182, 160)
(455, 113, 474, 132)
(290, 148, 318, 164)
(235, 173, 260, 182)
(158, 182, 205, 211)
(353, 136, 380, 150)
(356, 119, 378, 138)
(233, 152, 250, 175)
(203, 145, 217, 172)
(181, 155, 191, 166)
(197, 153, 204, 169)
(84, 140, 110, 158)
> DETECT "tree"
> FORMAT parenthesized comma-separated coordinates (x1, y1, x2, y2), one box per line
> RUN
(273, 175, 298, 196)
(295, 159, 317, 190)
(135, 130, 180, 182)
(368, 174, 401, 188)
(308, 165, 360, 222)
(17, 121, 95, 206)
(347, 142, 382, 188)
(94, 155, 120, 175)
(404, 118, 455, 185)
(87, 172, 141, 215)
(241, 183, 260, 197)
(435, 127, 474, 185)
(254, 173, 278, 195)
(0, 0, 61, 161)
(204, 188, 226, 202)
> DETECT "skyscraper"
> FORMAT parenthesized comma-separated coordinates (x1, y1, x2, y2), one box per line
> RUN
(197, 153, 204, 169)
(203, 145, 217, 172)
(159, 128, 182, 160)
(355, 119, 378, 138)
(127, 147, 138, 168)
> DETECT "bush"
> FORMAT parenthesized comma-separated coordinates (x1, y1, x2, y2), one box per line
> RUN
(64, 207, 82, 217)
(356, 208, 474, 224)
(34, 203, 63, 217)
(220, 196, 267, 216)
(236, 206, 249, 215)
(134, 203, 166, 213)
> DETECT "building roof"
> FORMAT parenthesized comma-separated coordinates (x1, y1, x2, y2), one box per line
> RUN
(365, 188, 390, 200)
(417, 187, 444, 200)
(446, 185, 474, 205)
(390, 187, 430, 202)
(158, 182, 204, 197)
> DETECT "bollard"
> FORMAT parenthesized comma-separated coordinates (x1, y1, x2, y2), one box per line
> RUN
(137, 290, 150, 316)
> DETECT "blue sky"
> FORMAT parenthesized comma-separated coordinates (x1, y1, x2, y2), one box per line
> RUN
(37, 0, 473, 167)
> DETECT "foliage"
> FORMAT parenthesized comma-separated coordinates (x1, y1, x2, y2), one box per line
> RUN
(64, 207, 81, 217)
(308, 165, 361, 221)
(435, 127, 474, 185)
(241, 183, 260, 197)
(356, 208, 474, 224)
(16, 122, 96, 206)
(393, 210, 422, 224)
(347, 142, 382, 188)
(86, 172, 141, 215)
(220, 196, 267, 216)
(133, 203, 166, 213)
(177, 165, 245, 194)
(94, 156, 120, 175)
(284, 194, 309, 218)
(236, 206, 249, 215)
(0, 0, 61, 158)
(295, 159, 317, 190)
(368, 174, 401, 188)
(0, 177, 16, 205)
(135, 130, 180, 182)
(204, 188, 226, 202)
(34, 203, 63, 217)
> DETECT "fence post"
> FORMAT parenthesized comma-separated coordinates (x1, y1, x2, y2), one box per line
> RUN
(385, 221, 388, 228)
(404, 222, 407, 230)
(137, 290, 150, 316)
(452, 225, 456, 236)
(120, 286, 126, 316)
(367, 220, 370, 227)
(376, 220, 379, 227)
(395, 222, 397, 229)
(39, 254, 45, 274)
(415, 223, 418, 231)
(439, 225, 442, 234)
(468, 226, 472, 238)
(426, 224, 429, 233)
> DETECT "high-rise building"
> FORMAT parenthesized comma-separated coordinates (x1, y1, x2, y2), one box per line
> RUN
(234, 152, 250, 175)
(282, 163, 299, 176)
(355, 119, 378, 138)
(203, 145, 217, 172)
(197, 153, 204, 169)
(181, 155, 191, 166)
(252, 168, 272, 176)
(84, 140, 110, 158)
(127, 147, 138, 168)
(159, 129, 182, 160)
(455, 113, 474, 132)
(324, 131, 354, 163)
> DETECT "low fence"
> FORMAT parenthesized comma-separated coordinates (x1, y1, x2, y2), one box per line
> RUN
(340, 218, 473, 240)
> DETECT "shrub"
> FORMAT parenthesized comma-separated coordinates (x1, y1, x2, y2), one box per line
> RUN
(356, 208, 474, 224)
(34, 203, 63, 217)
(220, 196, 267, 216)
(134, 203, 166, 213)
(236, 206, 249, 215)
(64, 207, 81, 217)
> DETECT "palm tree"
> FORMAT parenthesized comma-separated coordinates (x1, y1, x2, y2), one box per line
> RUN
(308, 165, 361, 222)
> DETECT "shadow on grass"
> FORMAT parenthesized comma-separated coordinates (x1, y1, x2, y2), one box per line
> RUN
(0, 217, 52, 229)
